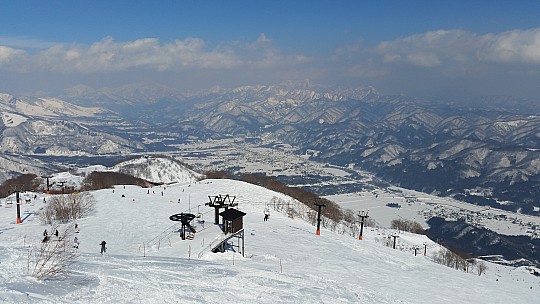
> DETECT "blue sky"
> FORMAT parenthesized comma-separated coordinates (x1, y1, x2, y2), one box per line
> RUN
(1, 1, 540, 100)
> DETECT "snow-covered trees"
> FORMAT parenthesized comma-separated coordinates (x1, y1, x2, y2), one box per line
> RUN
(39, 192, 96, 224)
(81, 172, 151, 190)
(432, 247, 487, 275)
(32, 192, 93, 280)
(476, 260, 488, 276)
(390, 219, 424, 234)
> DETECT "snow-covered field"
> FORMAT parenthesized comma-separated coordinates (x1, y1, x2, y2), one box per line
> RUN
(1, 179, 539, 303)
(327, 187, 540, 237)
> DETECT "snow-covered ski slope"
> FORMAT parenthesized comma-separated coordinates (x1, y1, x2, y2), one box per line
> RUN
(0, 179, 538, 303)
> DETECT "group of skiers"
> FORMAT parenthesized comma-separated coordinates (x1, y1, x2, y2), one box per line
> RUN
(42, 228, 59, 242)
(40, 224, 107, 254)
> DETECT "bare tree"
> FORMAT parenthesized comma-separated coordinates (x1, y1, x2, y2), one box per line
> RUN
(29, 224, 77, 280)
(39, 192, 96, 225)
(391, 219, 425, 234)
(476, 260, 488, 276)
(433, 247, 472, 271)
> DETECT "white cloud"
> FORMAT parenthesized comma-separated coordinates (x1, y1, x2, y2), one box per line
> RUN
(376, 29, 478, 67)
(0, 46, 25, 64)
(0, 34, 310, 74)
(2, 28, 540, 99)
(375, 28, 540, 67)
(255, 33, 271, 45)
(480, 28, 540, 64)
(26, 37, 243, 73)
(326, 28, 540, 99)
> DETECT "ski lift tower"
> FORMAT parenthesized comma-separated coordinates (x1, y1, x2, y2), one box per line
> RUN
(205, 194, 237, 225)
(43, 176, 54, 194)
(314, 200, 326, 235)
(391, 234, 399, 249)
(15, 191, 21, 224)
(358, 210, 369, 240)
(10, 185, 25, 224)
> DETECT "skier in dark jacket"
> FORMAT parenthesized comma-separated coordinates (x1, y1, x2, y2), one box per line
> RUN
(42, 229, 49, 243)
(100, 240, 107, 254)
(42, 229, 49, 242)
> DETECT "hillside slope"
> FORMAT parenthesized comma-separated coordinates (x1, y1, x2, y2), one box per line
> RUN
(112, 156, 202, 184)
(0, 179, 538, 303)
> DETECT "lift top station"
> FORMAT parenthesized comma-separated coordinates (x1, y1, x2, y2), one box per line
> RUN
(205, 194, 237, 225)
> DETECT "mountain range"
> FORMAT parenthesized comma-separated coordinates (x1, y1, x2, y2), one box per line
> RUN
(1, 82, 539, 213)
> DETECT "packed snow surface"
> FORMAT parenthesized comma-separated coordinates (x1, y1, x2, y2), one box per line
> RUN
(0, 179, 538, 303)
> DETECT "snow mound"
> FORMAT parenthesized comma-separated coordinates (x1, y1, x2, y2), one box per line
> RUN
(112, 156, 202, 184)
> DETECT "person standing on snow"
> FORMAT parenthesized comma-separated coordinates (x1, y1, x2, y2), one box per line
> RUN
(100, 240, 107, 254)
(74, 237, 79, 249)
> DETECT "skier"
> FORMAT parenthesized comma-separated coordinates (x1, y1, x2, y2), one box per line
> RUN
(42, 229, 49, 243)
(75, 223, 79, 233)
(264, 209, 270, 221)
(100, 240, 107, 254)
(55, 229, 59, 238)
(43, 229, 48, 237)
(73, 237, 79, 249)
